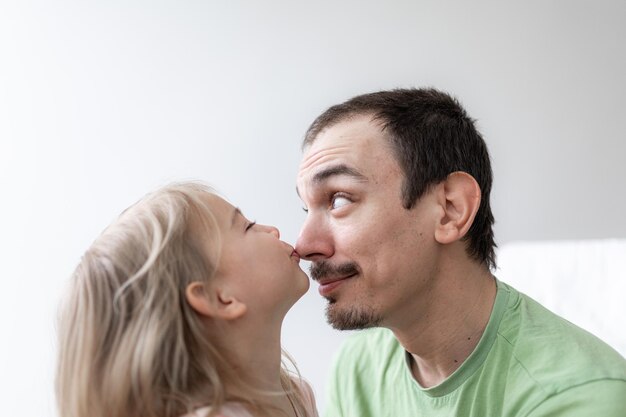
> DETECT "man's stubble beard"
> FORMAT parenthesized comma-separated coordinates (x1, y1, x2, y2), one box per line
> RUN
(310, 259, 384, 330)
(325, 297, 382, 330)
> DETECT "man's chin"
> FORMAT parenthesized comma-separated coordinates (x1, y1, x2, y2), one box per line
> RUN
(325, 303, 381, 330)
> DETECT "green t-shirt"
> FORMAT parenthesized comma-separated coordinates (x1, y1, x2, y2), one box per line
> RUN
(324, 280, 626, 417)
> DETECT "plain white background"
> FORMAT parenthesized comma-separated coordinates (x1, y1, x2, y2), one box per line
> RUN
(1, 1, 625, 415)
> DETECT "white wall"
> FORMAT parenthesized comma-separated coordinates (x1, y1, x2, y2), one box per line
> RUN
(1, 1, 625, 415)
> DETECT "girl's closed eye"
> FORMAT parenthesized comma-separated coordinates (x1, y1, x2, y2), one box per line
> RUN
(245, 221, 256, 231)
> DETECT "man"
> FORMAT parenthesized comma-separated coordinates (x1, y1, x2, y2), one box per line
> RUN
(295, 88, 626, 416)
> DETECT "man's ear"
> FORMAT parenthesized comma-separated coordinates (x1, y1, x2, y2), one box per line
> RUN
(185, 281, 247, 320)
(434, 172, 481, 245)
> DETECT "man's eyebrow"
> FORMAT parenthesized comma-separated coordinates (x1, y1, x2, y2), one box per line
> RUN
(311, 164, 368, 184)
(296, 164, 368, 198)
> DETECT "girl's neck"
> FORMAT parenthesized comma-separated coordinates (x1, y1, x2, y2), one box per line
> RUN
(227, 315, 284, 388)
(215, 316, 300, 416)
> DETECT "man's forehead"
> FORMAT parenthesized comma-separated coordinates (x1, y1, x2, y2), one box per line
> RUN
(299, 117, 387, 172)
(296, 121, 396, 200)
(297, 142, 374, 192)
(298, 143, 355, 173)
(313, 113, 383, 145)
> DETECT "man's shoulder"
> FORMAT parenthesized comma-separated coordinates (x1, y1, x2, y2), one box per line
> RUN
(499, 285, 626, 392)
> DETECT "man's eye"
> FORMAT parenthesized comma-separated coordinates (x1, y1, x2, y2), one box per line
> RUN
(330, 194, 351, 210)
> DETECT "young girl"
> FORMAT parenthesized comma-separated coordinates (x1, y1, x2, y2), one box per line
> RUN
(56, 182, 317, 417)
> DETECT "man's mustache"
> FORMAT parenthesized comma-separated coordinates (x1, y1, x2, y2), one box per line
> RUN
(310, 260, 359, 282)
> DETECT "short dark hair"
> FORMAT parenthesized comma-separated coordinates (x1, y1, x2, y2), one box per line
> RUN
(304, 88, 497, 269)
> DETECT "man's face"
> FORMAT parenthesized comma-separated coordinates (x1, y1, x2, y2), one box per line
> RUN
(296, 114, 441, 330)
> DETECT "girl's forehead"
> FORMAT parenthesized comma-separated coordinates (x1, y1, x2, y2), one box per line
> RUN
(201, 193, 237, 226)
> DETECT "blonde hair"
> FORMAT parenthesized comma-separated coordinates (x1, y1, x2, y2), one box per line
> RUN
(56, 182, 310, 417)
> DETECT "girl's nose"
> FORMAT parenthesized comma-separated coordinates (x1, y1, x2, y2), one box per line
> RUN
(259, 224, 280, 239)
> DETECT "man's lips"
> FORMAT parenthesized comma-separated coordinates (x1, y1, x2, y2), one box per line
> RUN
(317, 273, 357, 297)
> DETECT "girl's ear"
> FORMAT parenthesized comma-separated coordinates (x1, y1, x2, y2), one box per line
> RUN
(185, 281, 247, 320)
(434, 171, 481, 245)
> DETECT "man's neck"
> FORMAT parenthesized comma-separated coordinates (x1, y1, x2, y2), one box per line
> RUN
(390, 259, 497, 388)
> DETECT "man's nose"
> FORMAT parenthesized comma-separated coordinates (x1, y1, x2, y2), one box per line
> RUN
(295, 216, 333, 261)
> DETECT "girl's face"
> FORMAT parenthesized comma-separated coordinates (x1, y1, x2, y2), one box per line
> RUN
(206, 194, 310, 318)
